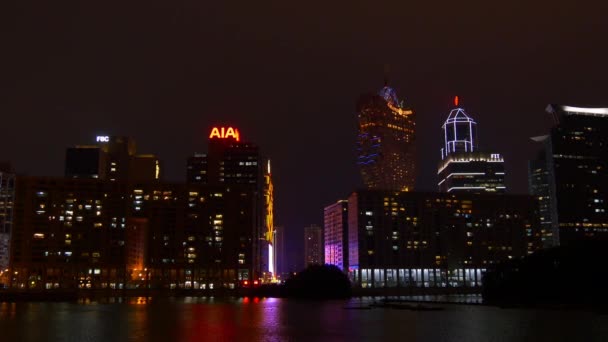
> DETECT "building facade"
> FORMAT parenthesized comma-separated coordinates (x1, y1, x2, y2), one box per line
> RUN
(10, 177, 130, 289)
(438, 100, 506, 193)
(438, 152, 506, 193)
(324, 200, 349, 271)
(129, 182, 256, 289)
(8, 177, 258, 290)
(347, 190, 541, 288)
(357, 85, 416, 191)
(529, 105, 608, 247)
(304, 225, 323, 267)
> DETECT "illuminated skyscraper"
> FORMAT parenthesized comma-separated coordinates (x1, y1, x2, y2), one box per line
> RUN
(530, 105, 608, 247)
(357, 84, 416, 191)
(438, 98, 505, 193)
(187, 126, 275, 281)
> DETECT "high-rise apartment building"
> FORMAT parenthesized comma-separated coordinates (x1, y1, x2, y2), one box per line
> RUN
(438, 98, 506, 193)
(129, 182, 256, 288)
(8, 177, 258, 290)
(530, 105, 608, 247)
(0, 163, 15, 277)
(324, 200, 349, 271)
(357, 84, 416, 191)
(10, 177, 131, 289)
(65, 136, 160, 183)
(304, 224, 323, 267)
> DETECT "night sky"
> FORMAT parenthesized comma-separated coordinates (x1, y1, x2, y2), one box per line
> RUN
(3, 1, 608, 270)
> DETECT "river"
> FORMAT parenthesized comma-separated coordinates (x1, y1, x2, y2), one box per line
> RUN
(1, 297, 606, 341)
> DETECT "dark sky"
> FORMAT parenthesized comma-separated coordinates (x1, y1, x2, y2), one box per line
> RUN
(2, 1, 608, 270)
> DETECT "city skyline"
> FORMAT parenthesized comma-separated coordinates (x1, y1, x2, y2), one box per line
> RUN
(2, 2, 608, 340)
(3, 0, 608, 269)
(0, 99, 596, 269)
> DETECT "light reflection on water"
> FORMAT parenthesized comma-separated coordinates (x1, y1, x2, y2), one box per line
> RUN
(0, 297, 607, 342)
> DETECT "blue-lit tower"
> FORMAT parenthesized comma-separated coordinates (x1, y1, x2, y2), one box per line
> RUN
(438, 97, 506, 193)
(441, 96, 478, 159)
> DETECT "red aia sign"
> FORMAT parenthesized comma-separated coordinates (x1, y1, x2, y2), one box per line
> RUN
(209, 127, 240, 141)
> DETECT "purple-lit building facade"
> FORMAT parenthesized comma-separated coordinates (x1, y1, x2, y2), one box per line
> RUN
(324, 200, 348, 271)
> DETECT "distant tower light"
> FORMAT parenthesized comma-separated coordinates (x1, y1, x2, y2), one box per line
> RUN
(454, 96, 459, 107)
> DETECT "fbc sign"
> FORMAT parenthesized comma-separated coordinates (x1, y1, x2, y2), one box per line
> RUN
(209, 127, 240, 141)
(96, 136, 110, 143)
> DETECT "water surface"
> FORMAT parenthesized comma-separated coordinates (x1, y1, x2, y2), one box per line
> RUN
(0, 297, 606, 341)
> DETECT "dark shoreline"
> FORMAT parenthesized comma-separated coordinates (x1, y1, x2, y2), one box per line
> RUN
(2, 289, 604, 313)
(0, 287, 479, 302)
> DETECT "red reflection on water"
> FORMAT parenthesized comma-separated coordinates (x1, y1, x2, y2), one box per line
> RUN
(178, 298, 283, 342)
(180, 304, 241, 341)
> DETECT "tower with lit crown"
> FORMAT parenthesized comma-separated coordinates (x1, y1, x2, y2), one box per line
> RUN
(441, 96, 478, 159)
(438, 97, 506, 193)
(356, 83, 416, 191)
